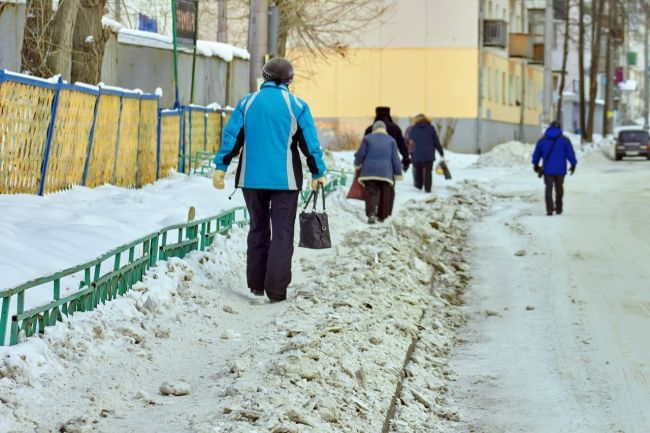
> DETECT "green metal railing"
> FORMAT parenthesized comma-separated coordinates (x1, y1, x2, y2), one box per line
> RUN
(0, 207, 247, 346)
(0, 172, 347, 346)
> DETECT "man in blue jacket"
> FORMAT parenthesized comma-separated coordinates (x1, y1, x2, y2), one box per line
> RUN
(212, 58, 328, 303)
(532, 121, 577, 216)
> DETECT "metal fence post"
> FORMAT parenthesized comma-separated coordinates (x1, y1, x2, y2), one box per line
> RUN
(82, 87, 101, 186)
(112, 92, 124, 185)
(156, 107, 162, 180)
(38, 76, 64, 196)
(178, 107, 185, 173)
(136, 92, 143, 187)
(188, 107, 193, 173)
(203, 110, 208, 152)
(219, 111, 225, 150)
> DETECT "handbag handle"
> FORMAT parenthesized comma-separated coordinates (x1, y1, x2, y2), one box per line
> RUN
(303, 184, 326, 212)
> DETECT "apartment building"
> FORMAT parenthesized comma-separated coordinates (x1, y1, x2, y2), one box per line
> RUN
(290, 0, 546, 152)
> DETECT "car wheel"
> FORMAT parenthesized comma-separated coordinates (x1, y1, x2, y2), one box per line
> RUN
(616, 153, 623, 161)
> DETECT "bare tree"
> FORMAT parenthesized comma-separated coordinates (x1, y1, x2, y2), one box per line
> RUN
(556, 0, 574, 123)
(585, 0, 606, 142)
(578, 0, 587, 141)
(71, 0, 109, 84)
(217, 0, 228, 42)
(22, 0, 81, 79)
(601, 0, 614, 136)
(433, 118, 458, 149)
(273, 0, 391, 60)
(225, 0, 391, 76)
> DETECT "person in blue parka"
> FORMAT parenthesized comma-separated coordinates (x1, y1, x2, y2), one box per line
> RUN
(532, 121, 578, 216)
(212, 58, 328, 303)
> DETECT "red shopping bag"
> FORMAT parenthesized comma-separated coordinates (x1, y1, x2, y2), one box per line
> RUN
(346, 169, 365, 201)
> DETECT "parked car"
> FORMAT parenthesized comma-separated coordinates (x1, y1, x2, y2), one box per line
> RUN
(615, 128, 650, 161)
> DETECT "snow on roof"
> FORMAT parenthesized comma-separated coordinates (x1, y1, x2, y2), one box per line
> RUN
(101, 16, 124, 33)
(104, 17, 249, 62)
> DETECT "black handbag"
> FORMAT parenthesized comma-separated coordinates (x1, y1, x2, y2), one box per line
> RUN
(298, 187, 332, 249)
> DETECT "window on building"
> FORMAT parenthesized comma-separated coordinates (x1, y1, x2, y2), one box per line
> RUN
(488, 1, 493, 18)
(487, 68, 492, 101)
(502, 72, 506, 105)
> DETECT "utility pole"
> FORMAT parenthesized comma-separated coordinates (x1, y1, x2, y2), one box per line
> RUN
(542, 0, 554, 126)
(477, 0, 485, 154)
(643, 4, 650, 129)
(217, 0, 228, 43)
(248, 0, 269, 92)
(518, 0, 527, 141)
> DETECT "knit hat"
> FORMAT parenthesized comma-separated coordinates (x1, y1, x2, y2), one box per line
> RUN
(372, 121, 386, 132)
(262, 58, 295, 84)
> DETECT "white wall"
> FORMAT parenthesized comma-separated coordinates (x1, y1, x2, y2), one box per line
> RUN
(345, 0, 479, 49)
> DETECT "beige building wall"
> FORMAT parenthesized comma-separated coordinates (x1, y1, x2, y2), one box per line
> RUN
(289, 0, 545, 151)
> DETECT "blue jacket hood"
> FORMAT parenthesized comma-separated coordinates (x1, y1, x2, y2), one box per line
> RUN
(545, 126, 563, 140)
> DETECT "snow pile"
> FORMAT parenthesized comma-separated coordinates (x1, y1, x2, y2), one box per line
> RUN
(202, 182, 492, 432)
(0, 178, 492, 432)
(0, 174, 244, 314)
(474, 141, 534, 168)
(0, 230, 250, 432)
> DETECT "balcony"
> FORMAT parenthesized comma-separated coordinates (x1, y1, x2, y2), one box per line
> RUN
(528, 34, 544, 64)
(508, 33, 544, 64)
(508, 33, 530, 58)
(483, 20, 508, 49)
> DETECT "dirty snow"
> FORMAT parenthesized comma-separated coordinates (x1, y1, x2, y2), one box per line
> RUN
(3, 142, 645, 433)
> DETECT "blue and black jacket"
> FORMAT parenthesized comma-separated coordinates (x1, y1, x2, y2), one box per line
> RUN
(214, 81, 327, 190)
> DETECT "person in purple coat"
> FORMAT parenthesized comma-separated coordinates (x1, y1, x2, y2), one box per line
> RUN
(532, 121, 578, 216)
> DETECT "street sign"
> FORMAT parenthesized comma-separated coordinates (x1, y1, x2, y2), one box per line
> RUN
(174, 0, 198, 46)
(171, 0, 200, 107)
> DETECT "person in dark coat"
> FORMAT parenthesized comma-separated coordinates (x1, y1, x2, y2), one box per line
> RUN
(409, 114, 444, 193)
(364, 107, 410, 171)
(354, 121, 403, 224)
(532, 121, 578, 216)
(363, 107, 409, 219)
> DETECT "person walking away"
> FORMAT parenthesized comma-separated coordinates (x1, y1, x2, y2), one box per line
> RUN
(532, 121, 577, 216)
(212, 58, 328, 303)
(363, 106, 409, 218)
(409, 114, 445, 193)
(354, 121, 403, 224)
(404, 120, 417, 185)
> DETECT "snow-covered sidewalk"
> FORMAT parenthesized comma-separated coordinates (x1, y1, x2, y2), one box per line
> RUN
(0, 149, 493, 432)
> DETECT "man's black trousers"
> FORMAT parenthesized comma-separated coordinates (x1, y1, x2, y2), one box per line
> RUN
(544, 175, 565, 214)
(242, 189, 299, 301)
(413, 161, 434, 192)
